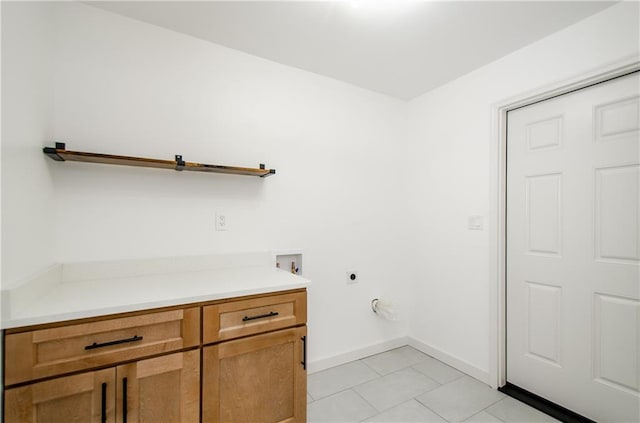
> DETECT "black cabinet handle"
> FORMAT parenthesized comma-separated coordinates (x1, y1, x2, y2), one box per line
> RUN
(301, 336, 307, 370)
(122, 377, 128, 423)
(85, 335, 143, 350)
(242, 311, 279, 322)
(101, 382, 107, 423)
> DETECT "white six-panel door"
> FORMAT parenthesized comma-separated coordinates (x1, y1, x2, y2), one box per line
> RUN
(506, 72, 640, 422)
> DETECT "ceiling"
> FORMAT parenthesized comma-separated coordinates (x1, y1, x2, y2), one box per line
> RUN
(87, 1, 617, 100)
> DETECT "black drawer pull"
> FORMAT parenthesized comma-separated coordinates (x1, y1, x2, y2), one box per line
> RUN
(85, 335, 143, 350)
(242, 311, 279, 322)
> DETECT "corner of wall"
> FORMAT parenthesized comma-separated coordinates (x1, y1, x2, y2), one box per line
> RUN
(1, 2, 57, 285)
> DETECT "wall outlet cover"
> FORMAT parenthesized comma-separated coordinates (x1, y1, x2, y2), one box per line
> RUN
(468, 215, 484, 230)
(215, 213, 228, 231)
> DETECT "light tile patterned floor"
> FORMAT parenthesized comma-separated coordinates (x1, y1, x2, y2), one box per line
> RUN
(307, 346, 558, 423)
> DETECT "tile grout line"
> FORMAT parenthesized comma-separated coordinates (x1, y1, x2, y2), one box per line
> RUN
(359, 357, 387, 377)
(307, 365, 382, 401)
(349, 387, 381, 421)
(356, 371, 444, 415)
(310, 354, 426, 402)
(412, 392, 458, 423)
(309, 356, 462, 411)
(477, 395, 508, 419)
(359, 364, 467, 422)
(309, 347, 517, 423)
(464, 403, 508, 423)
(393, 374, 505, 422)
(309, 357, 443, 420)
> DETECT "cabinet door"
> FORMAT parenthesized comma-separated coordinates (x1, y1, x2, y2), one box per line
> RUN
(203, 326, 307, 423)
(4, 368, 115, 423)
(116, 350, 200, 423)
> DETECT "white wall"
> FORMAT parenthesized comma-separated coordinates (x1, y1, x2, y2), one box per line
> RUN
(44, 2, 410, 363)
(1, 0, 58, 409)
(406, 1, 639, 381)
(1, 2, 56, 288)
(2, 0, 638, 381)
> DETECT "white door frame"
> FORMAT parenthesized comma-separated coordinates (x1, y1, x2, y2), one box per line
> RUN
(488, 55, 640, 390)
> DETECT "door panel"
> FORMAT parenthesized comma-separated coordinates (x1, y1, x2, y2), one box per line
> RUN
(507, 72, 640, 422)
(203, 326, 307, 423)
(526, 173, 562, 256)
(525, 281, 562, 366)
(4, 368, 115, 423)
(117, 350, 200, 423)
(595, 164, 639, 263)
(593, 293, 639, 394)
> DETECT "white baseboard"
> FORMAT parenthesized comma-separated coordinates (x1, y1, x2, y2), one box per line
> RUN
(307, 336, 409, 374)
(407, 337, 490, 385)
(308, 336, 491, 386)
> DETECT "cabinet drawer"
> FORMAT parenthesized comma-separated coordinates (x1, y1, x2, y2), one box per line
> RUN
(203, 290, 306, 344)
(4, 307, 200, 386)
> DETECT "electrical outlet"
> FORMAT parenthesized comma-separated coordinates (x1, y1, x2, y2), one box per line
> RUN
(468, 215, 484, 230)
(346, 271, 359, 284)
(215, 213, 228, 231)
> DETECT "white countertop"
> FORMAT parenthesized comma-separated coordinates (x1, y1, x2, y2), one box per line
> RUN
(1, 252, 310, 329)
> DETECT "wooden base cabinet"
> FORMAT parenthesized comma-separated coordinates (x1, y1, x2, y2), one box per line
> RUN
(4, 350, 200, 423)
(4, 289, 307, 423)
(203, 326, 307, 423)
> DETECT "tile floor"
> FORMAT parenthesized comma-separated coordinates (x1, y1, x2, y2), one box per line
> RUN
(307, 346, 558, 423)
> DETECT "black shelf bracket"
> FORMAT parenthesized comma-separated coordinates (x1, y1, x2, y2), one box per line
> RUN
(175, 154, 186, 171)
(43, 142, 67, 161)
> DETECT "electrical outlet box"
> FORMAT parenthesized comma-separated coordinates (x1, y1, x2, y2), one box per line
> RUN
(215, 213, 228, 231)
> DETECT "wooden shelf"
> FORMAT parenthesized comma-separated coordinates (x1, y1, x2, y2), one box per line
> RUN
(43, 143, 276, 178)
